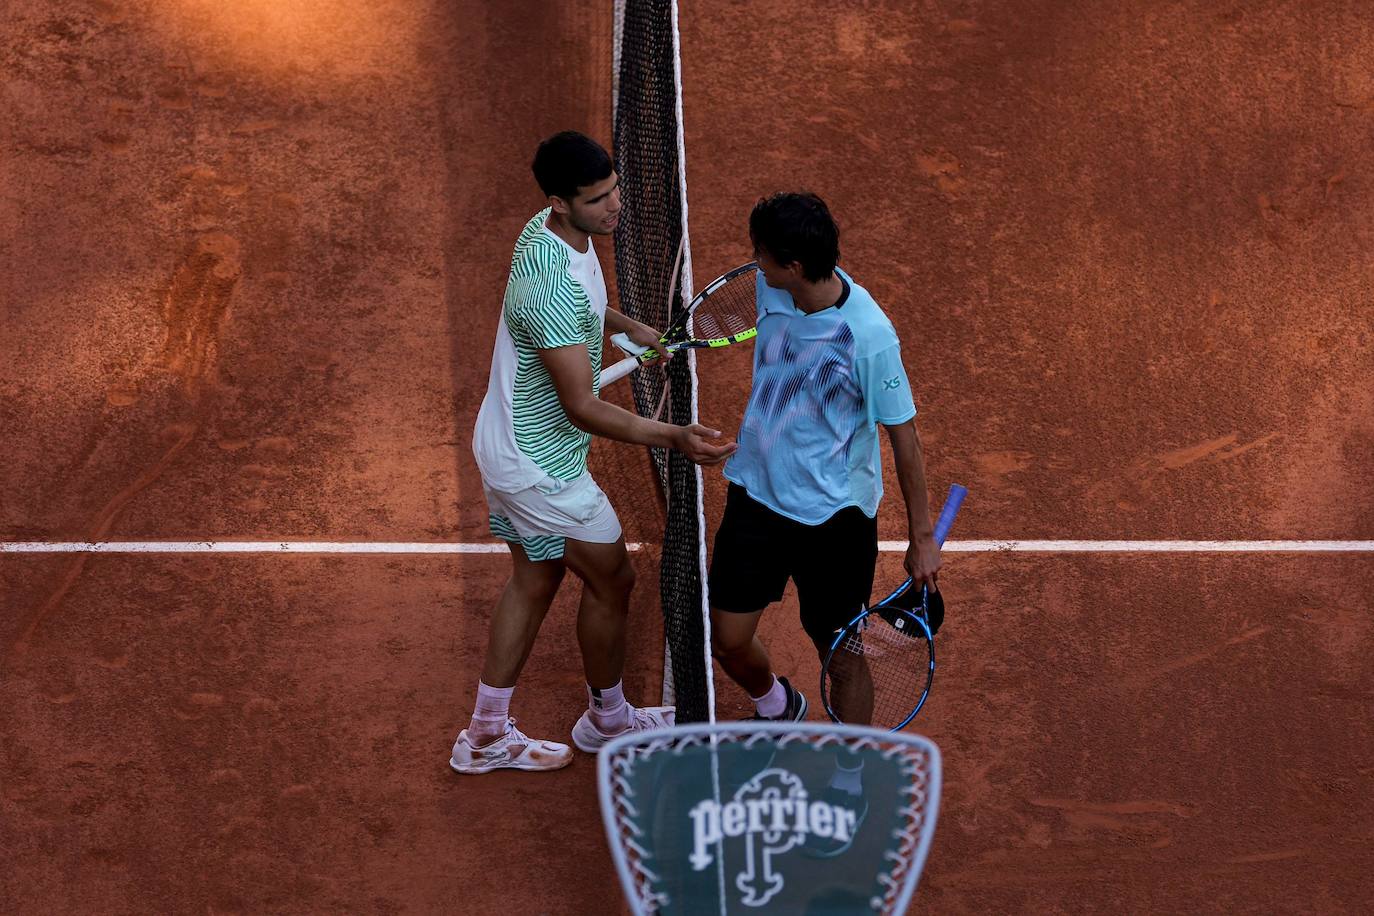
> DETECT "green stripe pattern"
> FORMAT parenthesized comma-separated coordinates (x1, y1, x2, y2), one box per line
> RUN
(503, 209, 603, 482)
(489, 512, 564, 562)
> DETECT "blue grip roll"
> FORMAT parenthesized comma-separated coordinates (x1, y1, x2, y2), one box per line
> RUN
(871, 483, 968, 608)
(932, 483, 967, 547)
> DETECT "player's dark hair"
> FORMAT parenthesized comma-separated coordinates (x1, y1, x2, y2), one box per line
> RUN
(749, 192, 840, 282)
(531, 131, 614, 201)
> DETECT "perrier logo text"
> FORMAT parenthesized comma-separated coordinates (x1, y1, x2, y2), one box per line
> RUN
(686, 769, 861, 907)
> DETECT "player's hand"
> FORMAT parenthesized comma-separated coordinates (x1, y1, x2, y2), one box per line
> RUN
(905, 532, 941, 592)
(624, 319, 672, 363)
(673, 424, 737, 466)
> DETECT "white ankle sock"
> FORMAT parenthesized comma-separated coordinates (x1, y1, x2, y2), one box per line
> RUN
(588, 680, 630, 732)
(469, 681, 514, 744)
(751, 675, 787, 719)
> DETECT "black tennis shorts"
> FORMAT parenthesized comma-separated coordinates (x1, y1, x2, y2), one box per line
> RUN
(709, 483, 879, 650)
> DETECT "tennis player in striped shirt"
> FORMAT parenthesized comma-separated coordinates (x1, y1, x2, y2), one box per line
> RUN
(451, 131, 735, 774)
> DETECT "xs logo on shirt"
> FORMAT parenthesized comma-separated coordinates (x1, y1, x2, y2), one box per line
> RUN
(882, 376, 903, 390)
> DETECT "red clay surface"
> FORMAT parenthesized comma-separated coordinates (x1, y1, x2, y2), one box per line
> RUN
(3, 1, 1372, 913)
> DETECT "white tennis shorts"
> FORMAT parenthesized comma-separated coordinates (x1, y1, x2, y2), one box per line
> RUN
(483, 471, 623, 562)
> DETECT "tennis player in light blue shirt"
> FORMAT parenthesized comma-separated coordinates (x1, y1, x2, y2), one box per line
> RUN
(724, 265, 918, 523)
(709, 192, 942, 725)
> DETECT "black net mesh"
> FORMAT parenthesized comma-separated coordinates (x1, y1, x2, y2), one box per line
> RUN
(612, 0, 711, 723)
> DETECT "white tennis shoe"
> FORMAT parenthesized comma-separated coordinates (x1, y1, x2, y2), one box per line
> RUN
(449, 718, 573, 774)
(571, 704, 676, 753)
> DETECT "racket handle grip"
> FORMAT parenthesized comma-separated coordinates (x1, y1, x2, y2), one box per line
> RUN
(609, 332, 649, 357)
(933, 483, 967, 547)
(870, 483, 968, 609)
(600, 355, 640, 386)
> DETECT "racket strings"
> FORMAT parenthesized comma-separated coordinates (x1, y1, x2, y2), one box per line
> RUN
(689, 278, 756, 341)
(827, 616, 931, 730)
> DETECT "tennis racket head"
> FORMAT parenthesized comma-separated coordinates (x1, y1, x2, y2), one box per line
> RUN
(644, 260, 758, 352)
(820, 603, 934, 732)
(601, 262, 760, 386)
(665, 261, 759, 348)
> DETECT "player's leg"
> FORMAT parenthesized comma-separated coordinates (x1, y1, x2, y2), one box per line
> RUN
(708, 483, 806, 720)
(528, 473, 673, 750)
(451, 542, 575, 774)
(563, 533, 677, 749)
(795, 505, 879, 724)
(710, 608, 771, 697)
(449, 490, 576, 775)
(794, 504, 878, 855)
(477, 542, 566, 691)
(563, 534, 635, 692)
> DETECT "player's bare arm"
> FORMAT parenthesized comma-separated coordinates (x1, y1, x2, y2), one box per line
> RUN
(885, 417, 941, 590)
(539, 343, 736, 465)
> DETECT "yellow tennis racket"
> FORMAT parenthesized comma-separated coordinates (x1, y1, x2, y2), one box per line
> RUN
(601, 262, 759, 385)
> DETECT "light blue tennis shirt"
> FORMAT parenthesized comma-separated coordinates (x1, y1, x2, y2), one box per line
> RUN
(723, 267, 917, 525)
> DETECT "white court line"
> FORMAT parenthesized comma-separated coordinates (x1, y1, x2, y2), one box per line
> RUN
(886, 540, 1374, 553)
(1, 540, 1372, 554)
(0, 541, 643, 554)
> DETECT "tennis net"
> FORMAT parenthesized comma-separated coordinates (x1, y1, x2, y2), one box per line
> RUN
(611, 0, 714, 723)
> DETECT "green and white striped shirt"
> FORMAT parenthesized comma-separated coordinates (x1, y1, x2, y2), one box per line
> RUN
(473, 209, 608, 492)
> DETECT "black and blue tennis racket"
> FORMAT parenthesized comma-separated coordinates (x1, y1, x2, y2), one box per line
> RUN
(820, 483, 967, 731)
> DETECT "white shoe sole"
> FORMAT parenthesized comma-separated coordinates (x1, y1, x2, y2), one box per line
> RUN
(571, 707, 675, 753)
(448, 754, 571, 774)
(571, 719, 612, 754)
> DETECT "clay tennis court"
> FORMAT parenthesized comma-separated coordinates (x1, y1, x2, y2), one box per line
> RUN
(3, 1, 1372, 912)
